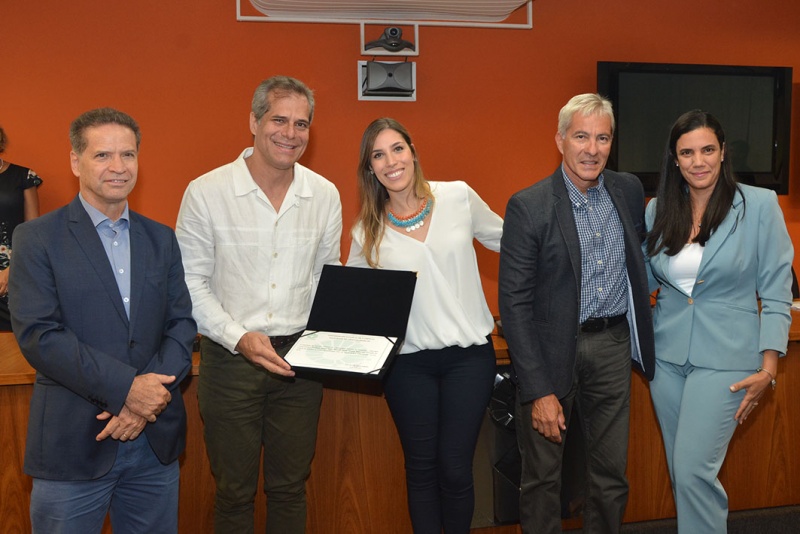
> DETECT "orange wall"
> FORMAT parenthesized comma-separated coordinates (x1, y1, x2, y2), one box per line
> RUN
(4, 0, 800, 314)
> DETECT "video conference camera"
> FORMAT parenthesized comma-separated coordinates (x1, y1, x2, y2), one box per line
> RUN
(365, 26, 415, 53)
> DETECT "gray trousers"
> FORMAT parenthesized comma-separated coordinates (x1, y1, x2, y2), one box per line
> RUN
(516, 319, 632, 534)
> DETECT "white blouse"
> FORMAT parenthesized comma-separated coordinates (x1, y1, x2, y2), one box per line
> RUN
(347, 181, 503, 354)
(668, 242, 704, 295)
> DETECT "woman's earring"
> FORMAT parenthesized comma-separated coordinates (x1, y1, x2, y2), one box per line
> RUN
(369, 169, 374, 175)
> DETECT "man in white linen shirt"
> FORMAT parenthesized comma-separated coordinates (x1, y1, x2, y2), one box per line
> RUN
(175, 76, 342, 534)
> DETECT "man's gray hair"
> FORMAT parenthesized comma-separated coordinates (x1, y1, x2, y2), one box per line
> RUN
(251, 76, 315, 123)
(557, 93, 615, 137)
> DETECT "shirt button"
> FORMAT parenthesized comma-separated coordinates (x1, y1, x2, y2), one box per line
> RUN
(123, 297, 130, 303)
(274, 252, 278, 258)
(118, 268, 124, 274)
(688, 298, 694, 304)
(113, 241, 119, 246)
(268, 313, 273, 319)
(271, 283, 276, 289)
(597, 287, 603, 292)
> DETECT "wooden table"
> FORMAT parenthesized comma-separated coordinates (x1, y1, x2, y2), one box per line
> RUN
(2, 322, 798, 533)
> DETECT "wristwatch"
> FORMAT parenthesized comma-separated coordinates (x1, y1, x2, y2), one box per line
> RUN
(757, 367, 777, 390)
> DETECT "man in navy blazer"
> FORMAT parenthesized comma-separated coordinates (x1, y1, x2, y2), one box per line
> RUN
(499, 94, 655, 534)
(9, 108, 196, 533)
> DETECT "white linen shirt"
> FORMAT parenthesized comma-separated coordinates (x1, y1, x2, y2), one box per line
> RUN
(347, 181, 502, 354)
(176, 148, 342, 353)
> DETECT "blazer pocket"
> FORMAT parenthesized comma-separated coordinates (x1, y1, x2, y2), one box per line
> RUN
(144, 269, 168, 290)
(719, 301, 758, 315)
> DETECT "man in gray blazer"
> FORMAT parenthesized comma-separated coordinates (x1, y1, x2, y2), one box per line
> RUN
(9, 108, 196, 533)
(499, 93, 655, 534)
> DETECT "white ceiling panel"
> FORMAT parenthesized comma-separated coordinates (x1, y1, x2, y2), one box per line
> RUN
(248, 0, 530, 23)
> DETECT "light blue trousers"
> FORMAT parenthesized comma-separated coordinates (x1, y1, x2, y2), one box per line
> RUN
(649, 358, 750, 534)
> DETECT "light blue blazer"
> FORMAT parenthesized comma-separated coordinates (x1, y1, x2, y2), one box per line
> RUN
(646, 184, 793, 370)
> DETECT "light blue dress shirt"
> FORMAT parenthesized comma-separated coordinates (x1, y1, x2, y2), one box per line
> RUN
(78, 194, 131, 318)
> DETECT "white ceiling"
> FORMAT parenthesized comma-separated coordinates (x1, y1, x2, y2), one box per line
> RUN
(248, 0, 530, 23)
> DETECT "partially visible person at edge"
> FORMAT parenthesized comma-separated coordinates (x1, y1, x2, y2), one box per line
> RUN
(644, 109, 793, 533)
(176, 76, 342, 534)
(346, 117, 503, 533)
(499, 93, 655, 534)
(0, 125, 43, 331)
(9, 107, 196, 533)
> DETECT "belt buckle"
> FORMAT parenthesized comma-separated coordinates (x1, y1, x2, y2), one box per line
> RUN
(271, 331, 302, 349)
(581, 318, 603, 333)
(270, 335, 288, 349)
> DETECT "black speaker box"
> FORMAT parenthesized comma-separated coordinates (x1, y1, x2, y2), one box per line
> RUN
(362, 61, 414, 97)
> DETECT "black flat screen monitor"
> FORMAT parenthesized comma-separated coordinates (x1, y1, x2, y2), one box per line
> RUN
(597, 61, 792, 196)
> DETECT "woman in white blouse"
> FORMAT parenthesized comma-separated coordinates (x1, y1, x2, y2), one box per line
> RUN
(347, 118, 503, 533)
(645, 110, 793, 533)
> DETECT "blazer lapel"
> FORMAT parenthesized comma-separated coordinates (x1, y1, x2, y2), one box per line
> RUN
(128, 215, 147, 334)
(551, 173, 582, 291)
(647, 190, 744, 296)
(652, 250, 684, 293)
(67, 198, 129, 326)
(603, 173, 637, 248)
(697, 189, 744, 274)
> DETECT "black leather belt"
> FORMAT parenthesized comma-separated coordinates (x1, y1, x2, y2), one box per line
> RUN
(580, 314, 626, 333)
(269, 331, 303, 349)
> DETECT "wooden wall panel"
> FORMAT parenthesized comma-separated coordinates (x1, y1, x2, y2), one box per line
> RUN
(0, 385, 32, 534)
(625, 373, 676, 521)
(307, 378, 410, 533)
(2, 334, 799, 532)
(721, 354, 800, 510)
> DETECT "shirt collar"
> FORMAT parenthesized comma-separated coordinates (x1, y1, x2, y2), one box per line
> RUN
(78, 193, 130, 228)
(561, 166, 605, 207)
(234, 148, 314, 202)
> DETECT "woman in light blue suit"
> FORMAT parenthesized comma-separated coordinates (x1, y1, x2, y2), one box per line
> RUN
(644, 110, 793, 533)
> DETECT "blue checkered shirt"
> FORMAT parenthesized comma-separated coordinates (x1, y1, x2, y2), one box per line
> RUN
(562, 170, 628, 323)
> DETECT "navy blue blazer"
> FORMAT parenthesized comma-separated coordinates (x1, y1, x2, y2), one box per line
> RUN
(9, 196, 196, 480)
(499, 169, 656, 404)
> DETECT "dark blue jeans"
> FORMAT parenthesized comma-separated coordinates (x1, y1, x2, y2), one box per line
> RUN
(30, 436, 179, 534)
(383, 339, 496, 534)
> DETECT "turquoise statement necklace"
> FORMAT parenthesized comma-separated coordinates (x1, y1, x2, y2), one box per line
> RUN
(388, 197, 433, 232)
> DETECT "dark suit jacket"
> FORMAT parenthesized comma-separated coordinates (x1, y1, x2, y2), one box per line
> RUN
(9, 196, 196, 480)
(499, 169, 655, 404)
